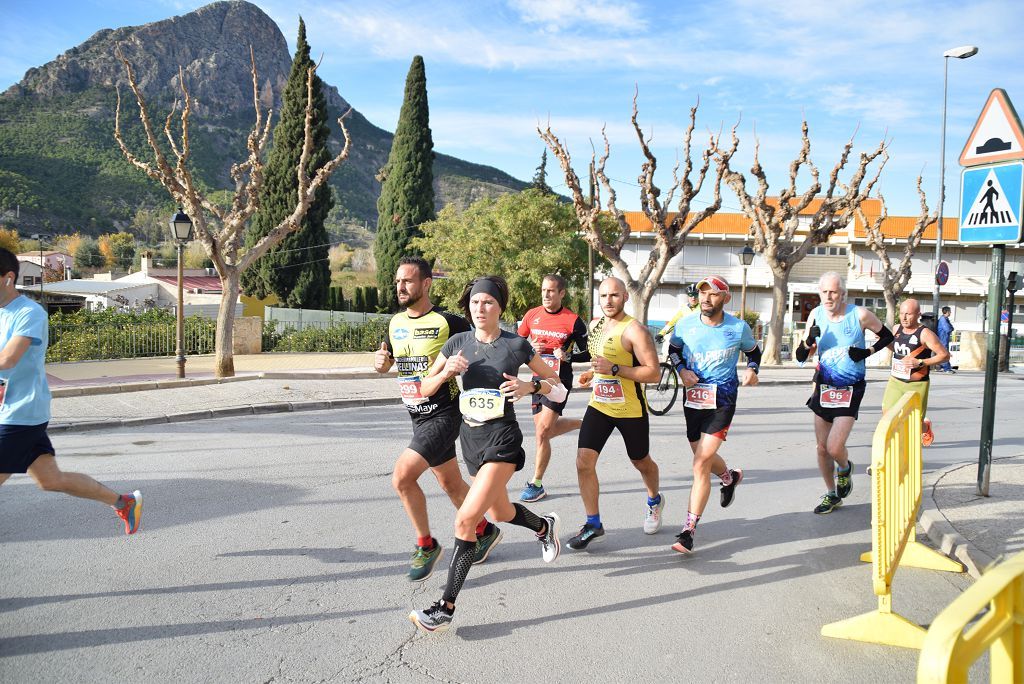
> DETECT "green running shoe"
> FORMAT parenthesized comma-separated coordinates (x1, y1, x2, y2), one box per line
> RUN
(409, 541, 444, 582)
(473, 525, 503, 564)
(836, 461, 854, 499)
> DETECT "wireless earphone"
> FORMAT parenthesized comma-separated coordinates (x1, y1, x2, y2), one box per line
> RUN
(4, 278, 10, 287)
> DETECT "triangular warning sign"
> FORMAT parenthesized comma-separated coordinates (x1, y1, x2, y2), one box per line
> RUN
(963, 168, 1019, 227)
(960, 89, 1024, 166)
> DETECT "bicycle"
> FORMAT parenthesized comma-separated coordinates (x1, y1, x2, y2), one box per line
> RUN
(645, 336, 679, 416)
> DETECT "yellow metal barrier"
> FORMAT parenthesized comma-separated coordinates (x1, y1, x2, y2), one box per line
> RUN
(918, 550, 1024, 683)
(822, 392, 963, 650)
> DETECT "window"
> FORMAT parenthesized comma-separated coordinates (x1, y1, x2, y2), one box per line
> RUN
(809, 246, 847, 256)
(22, 276, 33, 286)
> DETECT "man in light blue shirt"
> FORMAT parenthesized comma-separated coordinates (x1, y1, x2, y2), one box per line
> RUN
(0, 248, 142, 535)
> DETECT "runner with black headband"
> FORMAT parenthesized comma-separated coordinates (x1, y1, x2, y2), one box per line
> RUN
(408, 275, 566, 634)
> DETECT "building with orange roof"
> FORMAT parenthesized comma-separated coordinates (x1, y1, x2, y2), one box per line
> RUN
(609, 200, 1024, 336)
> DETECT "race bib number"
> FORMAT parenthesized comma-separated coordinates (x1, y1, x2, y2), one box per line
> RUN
(460, 388, 505, 423)
(890, 359, 913, 381)
(592, 378, 625, 404)
(397, 376, 426, 405)
(819, 384, 853, 409)
(684, 382, 717, 410)
(540, 354, 561, 374)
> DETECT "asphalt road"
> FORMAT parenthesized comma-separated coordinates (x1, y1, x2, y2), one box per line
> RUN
(4, 373, 1019, 682)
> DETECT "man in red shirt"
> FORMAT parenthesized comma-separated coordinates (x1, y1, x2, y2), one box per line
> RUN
(517, 274, 589, 502)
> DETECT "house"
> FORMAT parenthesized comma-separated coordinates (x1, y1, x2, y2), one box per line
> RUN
(615, 199, 1024, 333)
(16, 251, 72, 284)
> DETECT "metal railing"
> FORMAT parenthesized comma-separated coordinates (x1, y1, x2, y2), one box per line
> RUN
(48, 321, 216, 363)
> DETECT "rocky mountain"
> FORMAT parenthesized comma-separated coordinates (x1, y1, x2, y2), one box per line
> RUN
(0, 0, 526, 242)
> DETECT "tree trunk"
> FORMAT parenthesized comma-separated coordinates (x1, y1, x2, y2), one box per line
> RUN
(883, 290, 898, 328)
(215, 270, 240, 378)
(626, 281, 649, 325)
(763, 273, 790, 366)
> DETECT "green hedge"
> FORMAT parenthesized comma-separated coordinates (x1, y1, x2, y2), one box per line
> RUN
(47, 308, 216, 362)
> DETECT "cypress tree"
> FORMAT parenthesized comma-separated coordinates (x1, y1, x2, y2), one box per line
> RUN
(354, 287, 366, 313)
(374, 55, 435, 311)
(532, 149, 553, 194)
(241, 18, 333, 309)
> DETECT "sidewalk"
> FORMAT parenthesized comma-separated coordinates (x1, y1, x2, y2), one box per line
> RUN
(45, 353, 1023, 580)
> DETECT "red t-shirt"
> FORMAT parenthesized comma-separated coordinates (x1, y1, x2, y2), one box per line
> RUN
(518, 306, 589, 381)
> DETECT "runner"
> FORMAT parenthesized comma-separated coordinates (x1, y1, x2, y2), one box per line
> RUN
(656, 283, 700, 344)
(882, 298, 949, 446)
(374, 256, 500, 582)
(667, 275, 761, 553)
(517, 273, 589, 503)
(567, 277, 664, 550)
(796, 272, 893, 514)
(0, 247, 142, 534)
(408, 275, 564, 634)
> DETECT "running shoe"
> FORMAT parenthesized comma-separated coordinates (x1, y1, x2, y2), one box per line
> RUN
(567, 523, 605, 550)
(115, 490, 143, 535)
(537, 513, 561, 563)
(473, 525, 503, 565)
(836, 461, 854, 499)
(671, 529, 694, 554)
(720, 469, 744, 508)
(409, 541, 444, 582)
(922, 419, 934, 447)
(519, 481, 547, 503)
(813, 493, 843, 514)
(409, 600, 454, 634)
(643, 493, 665, 534)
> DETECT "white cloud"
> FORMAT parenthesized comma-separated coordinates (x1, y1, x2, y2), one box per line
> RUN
(509, 0, 648, 33)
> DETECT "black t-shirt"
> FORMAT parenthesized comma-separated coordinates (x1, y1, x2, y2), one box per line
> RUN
(441, 330, 535, 422)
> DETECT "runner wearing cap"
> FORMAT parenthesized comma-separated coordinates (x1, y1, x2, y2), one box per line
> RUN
(667, 275, 761, 553)
(796, 272, 893, 514)
(656, 284, 700, 343)
(882, 298, 948, 446)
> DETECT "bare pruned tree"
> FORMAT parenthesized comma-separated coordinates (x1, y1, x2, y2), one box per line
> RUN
(538, 92, 739, 323)
(114, 47, 351, 377)
(859, 177, 938, 328)
(715, 122, 888, 364)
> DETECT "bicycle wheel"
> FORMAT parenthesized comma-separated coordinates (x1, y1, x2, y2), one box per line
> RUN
(646, 362, 678, 416)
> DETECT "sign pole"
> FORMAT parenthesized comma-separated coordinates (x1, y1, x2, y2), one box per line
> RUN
(978, 244, 1005, 496)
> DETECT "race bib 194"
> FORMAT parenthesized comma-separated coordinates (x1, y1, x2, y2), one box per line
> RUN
(819, 384, 853, 409)
(684, 382, 717, 410)
(592, 378, 625, 403)
(890, 359, 913, 381)
(460, 388, 505, 423)
(398, 376, 426, 405)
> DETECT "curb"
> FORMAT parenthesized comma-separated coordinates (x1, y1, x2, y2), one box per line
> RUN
(51, 374, 259, 398)
(919, 460, 997, 579)
(48, 396, 404, 433)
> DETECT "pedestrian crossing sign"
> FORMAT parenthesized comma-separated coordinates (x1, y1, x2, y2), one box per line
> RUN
(959, 161, 1023, 244)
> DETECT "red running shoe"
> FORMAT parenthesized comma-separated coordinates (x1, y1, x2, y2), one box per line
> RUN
(115, 490, 143, 535)
(922, 419, 934, 447)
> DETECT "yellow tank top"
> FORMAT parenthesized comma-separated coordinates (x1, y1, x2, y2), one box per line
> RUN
(588, 315, 647, 418)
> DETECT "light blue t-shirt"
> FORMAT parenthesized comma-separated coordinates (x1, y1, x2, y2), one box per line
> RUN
(0, 295, 52, 425)
(811, 303, 866, 386)
(670, 312, 756, 407)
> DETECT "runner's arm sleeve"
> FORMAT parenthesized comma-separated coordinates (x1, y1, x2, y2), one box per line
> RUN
(744, 345, 762, 373)
(848, 324, 894, 362)
(668, 335, 686, 373)
(569, 316, 591, 362)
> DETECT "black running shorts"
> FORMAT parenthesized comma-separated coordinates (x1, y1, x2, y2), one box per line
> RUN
(683, 404, 736, 442)
(531, 384, 571, 416)
(577, 405, 650, 460)
(806, 378, 867, 422)
(408, 413, 462, 468)
(0, 423, 54, 473)
(459, 419, 526, 476)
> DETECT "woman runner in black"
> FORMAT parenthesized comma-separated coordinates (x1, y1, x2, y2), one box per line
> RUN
(409, 275, 566, 634)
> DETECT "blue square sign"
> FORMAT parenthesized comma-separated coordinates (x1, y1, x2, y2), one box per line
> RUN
(959, 161, 1024, 244)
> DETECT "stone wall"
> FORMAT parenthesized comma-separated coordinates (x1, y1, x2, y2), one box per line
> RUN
(232, 316, 262, 355)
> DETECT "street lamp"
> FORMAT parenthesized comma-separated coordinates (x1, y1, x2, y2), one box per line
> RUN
(739, 244, 755, 319)
(933, 45, 979, 318)
(169, 208, 194, 379)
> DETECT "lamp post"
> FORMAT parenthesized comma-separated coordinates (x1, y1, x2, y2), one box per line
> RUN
(933, 45, 979, 317)
(739, 244, 755, 319)
(169, 208, 194, 379)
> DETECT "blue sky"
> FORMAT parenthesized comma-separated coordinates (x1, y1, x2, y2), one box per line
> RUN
(3, 0, 1023, 218)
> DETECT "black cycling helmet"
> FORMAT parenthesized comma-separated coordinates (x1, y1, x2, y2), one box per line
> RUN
(686, 284, 698, 298)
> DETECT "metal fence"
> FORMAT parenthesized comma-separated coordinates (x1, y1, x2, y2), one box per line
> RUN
(48, 321, 216, 363)
(264, 307, 391, 334)
(263, 306, 392, 353)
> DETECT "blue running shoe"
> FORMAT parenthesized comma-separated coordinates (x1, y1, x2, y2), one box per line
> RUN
(519, 482, 546, 503)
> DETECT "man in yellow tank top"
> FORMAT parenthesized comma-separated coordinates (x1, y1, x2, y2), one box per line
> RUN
(567, 277, 665, 550)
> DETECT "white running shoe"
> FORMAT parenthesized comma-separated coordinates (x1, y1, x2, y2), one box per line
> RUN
(643, 493, 665, 534)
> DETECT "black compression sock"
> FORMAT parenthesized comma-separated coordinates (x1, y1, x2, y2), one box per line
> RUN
(509, 503, 546, 534)
(441, 538, 476, 605)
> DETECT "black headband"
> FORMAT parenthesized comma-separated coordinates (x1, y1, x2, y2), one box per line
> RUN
(470, 278, 505, 309)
